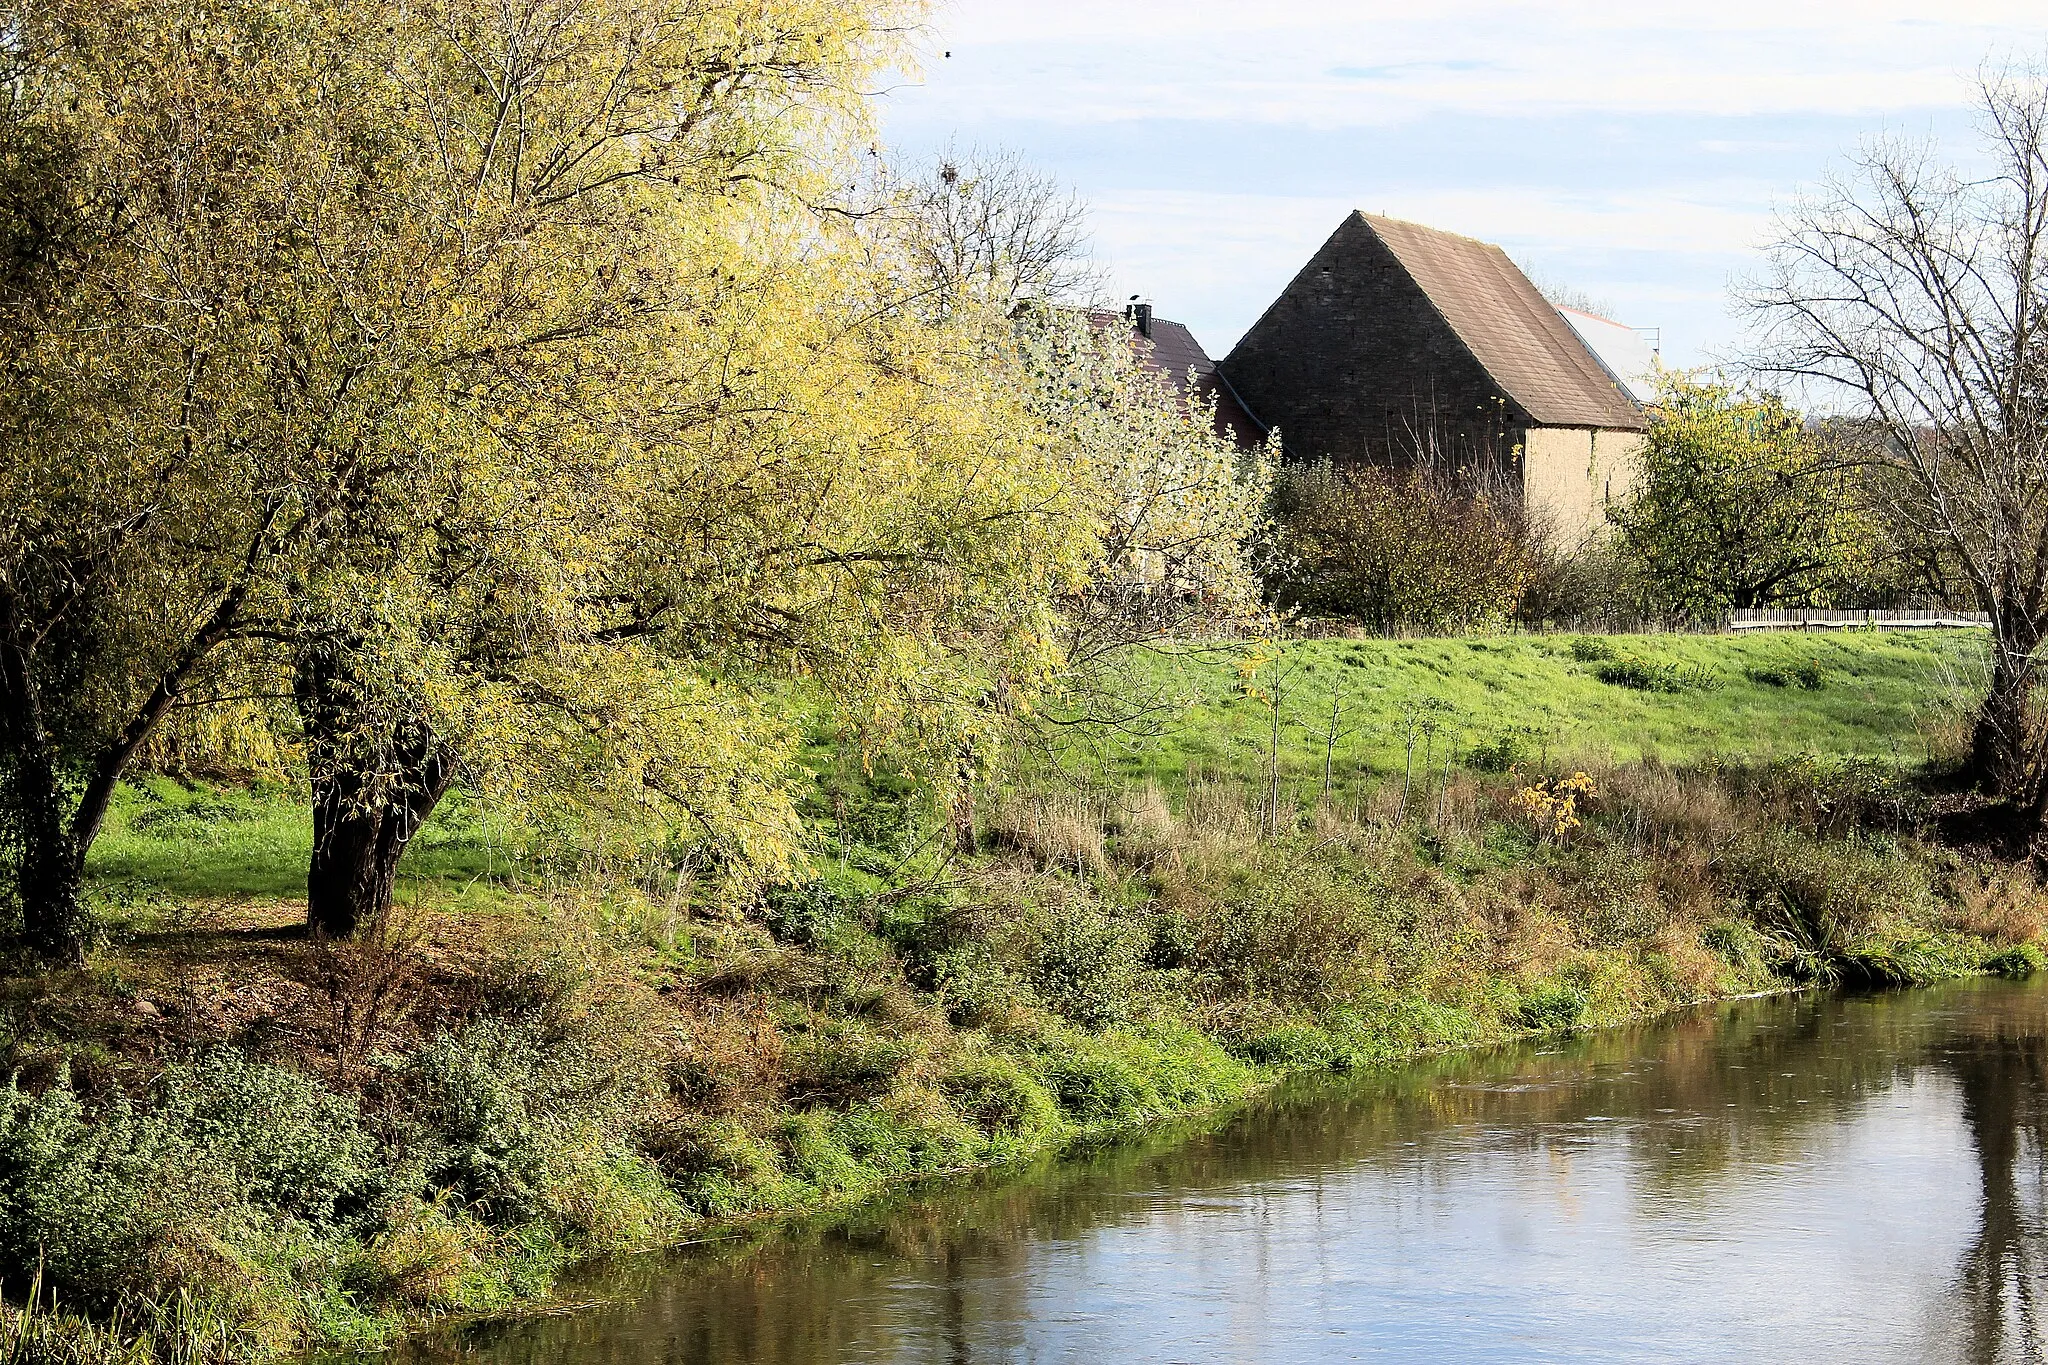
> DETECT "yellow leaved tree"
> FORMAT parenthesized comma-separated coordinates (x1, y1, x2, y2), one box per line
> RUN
(0, 0, 1110, 945)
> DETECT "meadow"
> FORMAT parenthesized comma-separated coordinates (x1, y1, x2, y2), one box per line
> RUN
(87, 630, 1986, 906)
(1054, 628, 1982, 795)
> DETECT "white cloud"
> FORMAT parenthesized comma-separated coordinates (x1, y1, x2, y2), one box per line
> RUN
(909, 1, 2048, 124)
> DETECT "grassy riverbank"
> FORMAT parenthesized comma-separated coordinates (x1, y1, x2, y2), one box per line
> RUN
(4, 631, 2034, 1362)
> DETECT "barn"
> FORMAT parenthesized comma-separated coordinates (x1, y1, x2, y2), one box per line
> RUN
(1218, 212, 1651, 544)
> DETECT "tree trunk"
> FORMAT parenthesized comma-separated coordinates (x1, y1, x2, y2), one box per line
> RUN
(948, 749, 978, 857)
(0, 599, 91, 962)
(1970, 666, 2032, 795)
(1969, 608, 2045, 810)
(297, 647, 454, 938)
(9, 757, 91, 964)
(306, 748, 452, 938)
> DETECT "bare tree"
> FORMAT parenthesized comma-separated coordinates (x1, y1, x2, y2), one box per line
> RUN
(894, 144, 1104, 308)
(1747, 60, 2048, 819)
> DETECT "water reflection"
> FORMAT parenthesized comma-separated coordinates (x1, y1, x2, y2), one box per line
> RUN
(398, 979, 2048, 1364)
(1933, 992, 2048, 1363)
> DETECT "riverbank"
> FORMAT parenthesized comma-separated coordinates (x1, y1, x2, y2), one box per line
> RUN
(8, 733, 2044, 1361)
(394, 976, 2048, 1364)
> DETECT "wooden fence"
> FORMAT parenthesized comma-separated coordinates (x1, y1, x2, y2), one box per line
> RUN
(1274, 609, 1991, 640)
(1725, 609, 1989, 631)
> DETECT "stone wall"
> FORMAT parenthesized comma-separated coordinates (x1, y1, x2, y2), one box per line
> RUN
(1521, 426, 1644, 546)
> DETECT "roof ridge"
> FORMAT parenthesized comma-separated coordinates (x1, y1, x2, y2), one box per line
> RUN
(1360, 215, 1644, 430)
(1359, 211, 1496, 250)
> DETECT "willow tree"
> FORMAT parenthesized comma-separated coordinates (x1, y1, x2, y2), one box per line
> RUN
(1748, 62, 2048, 815)
(0, 0, 365, 958)
(1, 0, 1016, 946)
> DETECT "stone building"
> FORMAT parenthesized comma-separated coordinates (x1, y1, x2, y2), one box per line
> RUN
(1219, 212, 1649, 544)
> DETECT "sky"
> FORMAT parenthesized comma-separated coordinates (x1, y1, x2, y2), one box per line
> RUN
(876, 1, 2048, 369)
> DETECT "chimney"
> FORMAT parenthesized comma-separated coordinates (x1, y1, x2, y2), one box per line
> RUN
(1131, 300, 1153, 338)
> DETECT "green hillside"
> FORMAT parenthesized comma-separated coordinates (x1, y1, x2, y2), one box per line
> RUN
(1060, 629, 1984, 799)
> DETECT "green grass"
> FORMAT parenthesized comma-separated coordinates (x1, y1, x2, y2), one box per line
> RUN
(87, 776, 520, 901)
(88, 630, 1986, 901)
(1065, 629, 1983, 798)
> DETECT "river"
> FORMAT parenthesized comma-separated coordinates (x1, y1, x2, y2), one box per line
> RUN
(402, 977, 2048, 1363)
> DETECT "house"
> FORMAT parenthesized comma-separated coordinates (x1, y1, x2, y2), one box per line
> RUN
(1102, 302, 1268, 450)
(1218, 212, 1650, 544)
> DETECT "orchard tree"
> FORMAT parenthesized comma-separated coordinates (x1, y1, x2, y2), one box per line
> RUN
(1611, 376, 1881, 616)
(1010, 305, 1273, 673)
(1748, 60, 2048, 813)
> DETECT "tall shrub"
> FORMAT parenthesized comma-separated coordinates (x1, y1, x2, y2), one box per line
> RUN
(1268, 461, 1535, 632)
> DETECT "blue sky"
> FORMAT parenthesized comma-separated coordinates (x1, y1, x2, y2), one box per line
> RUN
(877, 2, 2048, 368)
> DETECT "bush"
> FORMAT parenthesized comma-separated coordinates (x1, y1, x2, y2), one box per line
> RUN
(1719, 830, 1935, 962)
(401, 1015, 663, 1235)
(1987, 943, 2048, 978)
(772, 1112, 867, 1195)
(1568, 636, 1617, 663)
(1267, 460, 1536, 632)
(1144, 910, 1197, 970)
(1230, 1021, 1344, 1068)
(1465, 734, 1526, 774)
(760, 881, 863, 950)
(1021, 908, 1145, 1030)
(931, 945, 1028, 1028)
(829, 1088, 979, 1176)
(1594, 658, 1721, 693)
(1189, 851, 1394, 1008)
(0, 1052, 385, 1314)
(781, 1022, 919, 1108)
(1517, 984, 1588, 1031)
(1040, 1050, 1157, 1126)
(349, 1202, 486, 1310)
(937, 1056, 1062, 1140)
(126, 793, 258, 842)
(646, 1117, 787, 1217)
(1839, 933, 1985, 987)
(1747, 659, 1827, 690)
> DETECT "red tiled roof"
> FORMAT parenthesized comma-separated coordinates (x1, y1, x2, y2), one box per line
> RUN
(1360, 214, 1646, 431)
(1090, 309, 1269, 449)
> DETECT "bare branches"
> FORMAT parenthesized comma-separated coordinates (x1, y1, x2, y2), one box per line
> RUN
(1747, 58, 2048, 810)
(881, 144, 1104, 312)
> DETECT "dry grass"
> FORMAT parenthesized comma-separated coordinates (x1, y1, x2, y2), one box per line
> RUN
(1946, 864, 2048, 943)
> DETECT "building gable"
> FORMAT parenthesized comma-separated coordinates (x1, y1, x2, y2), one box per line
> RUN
(1219, 212, 1647, 472)
(1220, 212, 1512, 464)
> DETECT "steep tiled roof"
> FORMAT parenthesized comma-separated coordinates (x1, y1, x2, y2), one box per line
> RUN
(1360, 214, 1646, 431)
(1091, 309, 1269, 449)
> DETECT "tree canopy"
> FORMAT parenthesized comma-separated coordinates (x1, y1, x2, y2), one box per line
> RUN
(0, 0, 1271, 947)
(1611, 376, 1881, 617)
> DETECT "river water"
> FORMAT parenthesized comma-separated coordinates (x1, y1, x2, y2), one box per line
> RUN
(407, 978, 2048, 1363)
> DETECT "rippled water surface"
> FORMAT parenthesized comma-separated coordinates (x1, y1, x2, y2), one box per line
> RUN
(405, 979, 2048, 1363)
